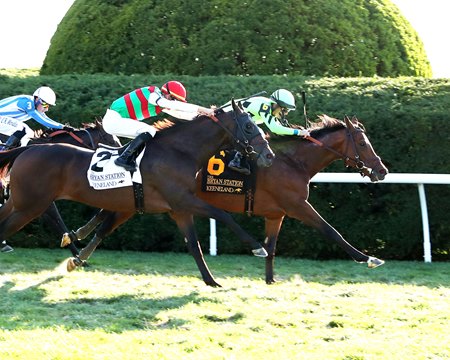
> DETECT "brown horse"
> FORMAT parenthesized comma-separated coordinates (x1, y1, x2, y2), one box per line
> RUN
(67, 115, 388, 284)
(0, 121, 121, 254)
(196, 115, 388, 283)
(0, 101, 274, 286)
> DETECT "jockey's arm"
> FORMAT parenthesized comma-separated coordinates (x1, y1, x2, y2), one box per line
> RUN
(149, 92, 213, 119)
(262, 112, 308, 136)
(27, 109, 64, 129)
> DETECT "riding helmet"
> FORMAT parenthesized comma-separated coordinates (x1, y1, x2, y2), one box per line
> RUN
(161, 81, 187, 102)
(33, 86, 56, 106)
(270, 89, 296, 110)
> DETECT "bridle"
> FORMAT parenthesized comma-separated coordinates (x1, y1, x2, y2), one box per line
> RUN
(305, 121, 379, 177)
(208, 111, 268, 159)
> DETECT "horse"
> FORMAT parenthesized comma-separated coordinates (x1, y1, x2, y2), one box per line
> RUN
(0, 100, 274, 287)
(196, 115, 388, 283)
(0, 121, 121, 254)
(65, 115, 388, 284)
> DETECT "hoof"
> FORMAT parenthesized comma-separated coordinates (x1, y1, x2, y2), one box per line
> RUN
(61, 233, 72, 247)
(367, 256, 385, 268)
(67, 257, 84, 272)
(1, 244, 14, 253)
(252, 247, 268, 257)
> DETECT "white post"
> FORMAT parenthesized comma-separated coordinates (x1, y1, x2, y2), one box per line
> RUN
(417, 184, 432, 263)
(209, 218, 217, 256)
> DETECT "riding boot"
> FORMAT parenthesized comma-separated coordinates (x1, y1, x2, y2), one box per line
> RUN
(115, 132, 153, 172)
(228, 151, 251, 175)
(0, 132, 23, 151)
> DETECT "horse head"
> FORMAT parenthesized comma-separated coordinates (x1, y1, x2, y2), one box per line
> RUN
(227, 99, 274, 168)
(343, 116, 388, 182)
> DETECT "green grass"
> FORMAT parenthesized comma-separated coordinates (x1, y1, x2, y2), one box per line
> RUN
(1, 249, 449, 360)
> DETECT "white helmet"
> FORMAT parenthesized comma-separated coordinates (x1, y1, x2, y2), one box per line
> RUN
(270, 89, 296, 110)
(33, 86, 56, 106)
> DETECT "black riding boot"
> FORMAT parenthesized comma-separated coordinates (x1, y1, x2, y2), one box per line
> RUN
(0, 130, 24, 151)
(115, 132, 153, 172)
(228, 151, 251, 175)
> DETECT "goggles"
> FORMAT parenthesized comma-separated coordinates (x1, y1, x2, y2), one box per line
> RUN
(37, 99, 50, 108)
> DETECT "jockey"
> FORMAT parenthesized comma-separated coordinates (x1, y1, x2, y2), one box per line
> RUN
(102, 80, 215, 172)
(222, 89, 310, 175)
(0, 86, 73, 150)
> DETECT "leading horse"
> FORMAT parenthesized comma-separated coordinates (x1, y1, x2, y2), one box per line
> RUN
(196, 115, 388, 283)
(0, 121, 121, 254)
(67, 115, 388, 284)
(0, 101, 274, 287)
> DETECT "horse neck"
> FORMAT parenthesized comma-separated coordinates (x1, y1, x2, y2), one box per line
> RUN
(291, 130, 347, 177)
(162, 117, 232, 167)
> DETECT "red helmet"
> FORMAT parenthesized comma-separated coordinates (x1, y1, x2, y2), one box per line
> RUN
(161, 81, 187, 102)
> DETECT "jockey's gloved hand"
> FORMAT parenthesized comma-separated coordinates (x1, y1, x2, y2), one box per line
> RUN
(62, 126, 75, 132)
(297, 129, 310, 138)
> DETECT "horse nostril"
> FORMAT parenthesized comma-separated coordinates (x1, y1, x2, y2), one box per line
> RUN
(266, 153, 274, 160)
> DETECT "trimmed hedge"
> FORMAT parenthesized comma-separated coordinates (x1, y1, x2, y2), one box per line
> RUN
(0, 73, 449, 260)
(41, 0, 431, 77)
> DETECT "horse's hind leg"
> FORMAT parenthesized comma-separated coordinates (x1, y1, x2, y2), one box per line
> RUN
(181, 197, 267, 257)
(60, 209, 111, 256)
(0, 207, 46, 245)
(170, 211, 221, 287)
(40, 202, 80, 257)
(67, 211, 134, 271)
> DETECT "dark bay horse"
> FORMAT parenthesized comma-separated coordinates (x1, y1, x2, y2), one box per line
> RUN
(0, 121, 121, 254)
(60, 115, 388, 285)
(197, 115, 388, 283)
(0, 101, 274, 287)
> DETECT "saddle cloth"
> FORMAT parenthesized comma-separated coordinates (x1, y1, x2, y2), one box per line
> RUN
(201, 150, 254, 195)
(87, 146, 144, 190)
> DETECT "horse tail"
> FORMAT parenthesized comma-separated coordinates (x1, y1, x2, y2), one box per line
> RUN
(0, 147, 30, 178)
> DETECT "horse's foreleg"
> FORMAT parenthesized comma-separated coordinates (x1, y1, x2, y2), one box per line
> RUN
(67, 211, 133, 271)
(264, 216, 284, 284)
(289, 201, 384, 267)
(184, 197, 267, 257)
(40, 202, 80, 257)
(170, 211, 221, 287)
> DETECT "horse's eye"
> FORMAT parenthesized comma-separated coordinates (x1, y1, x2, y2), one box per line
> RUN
(359, 141, 366, 146)
(245, 123, 253, 130)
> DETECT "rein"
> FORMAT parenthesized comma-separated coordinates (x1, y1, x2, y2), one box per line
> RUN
(49, 129, 96, 149)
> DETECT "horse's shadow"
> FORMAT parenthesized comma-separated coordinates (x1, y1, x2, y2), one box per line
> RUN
(0, 276, 207, 331)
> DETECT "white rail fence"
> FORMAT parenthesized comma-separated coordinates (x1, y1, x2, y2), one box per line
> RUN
(209, 173, 450, 262)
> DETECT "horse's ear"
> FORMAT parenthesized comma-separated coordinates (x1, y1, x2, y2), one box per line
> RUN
(231, 98, 242, 114)
(344, 115, 355, 130)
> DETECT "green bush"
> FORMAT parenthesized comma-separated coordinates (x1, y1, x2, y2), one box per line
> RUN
(41, 0, 431, 77)
(0, 73, 448, 260)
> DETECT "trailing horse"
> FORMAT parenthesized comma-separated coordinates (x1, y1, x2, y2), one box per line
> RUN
(0, 101, 274, 287)
(0, 121, 120, 254)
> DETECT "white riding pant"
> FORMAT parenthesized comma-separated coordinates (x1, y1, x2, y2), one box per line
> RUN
(0, 116, 34, 146)
(102, 109, 156, 140)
